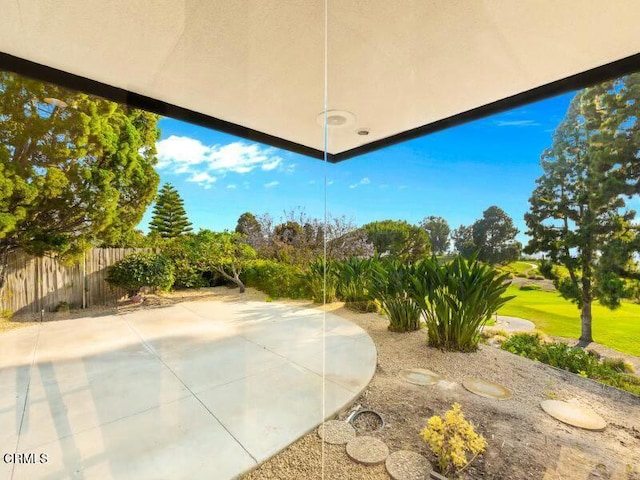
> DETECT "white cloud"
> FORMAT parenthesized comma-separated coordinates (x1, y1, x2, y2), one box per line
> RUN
(264, 181, 279, 188)
(186, 171, 217, 189)
(226, 184, 237, 190)
(327, 180, 334, 186)
(349, 177, 371, 189)
(155, 136, 286, 187)
(285, 163, 297, 174)
(308, 179, 316, 185)
(496, 119, 540, 127)
(261, 158, 282, 171)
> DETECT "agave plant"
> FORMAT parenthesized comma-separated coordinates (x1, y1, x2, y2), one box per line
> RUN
(304, 257, 338, 303)
(336, 257, 378, 311)
(411, 255, 514, 352)
(370, 260, 422, 332)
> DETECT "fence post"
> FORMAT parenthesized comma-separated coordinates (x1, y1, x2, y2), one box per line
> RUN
(82, 251, 87, 309)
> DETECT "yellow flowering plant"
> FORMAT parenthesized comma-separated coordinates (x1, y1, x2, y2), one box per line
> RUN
(420, 403, 486, 475)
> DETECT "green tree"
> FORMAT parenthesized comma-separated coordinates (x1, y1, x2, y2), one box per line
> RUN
(363, 220, 430, 262)
(0, 72, 160, 286)
(451, 225, 476, 257)
(235, 211, 262, 249)
(149, 184, 193, 238)
(525, 73, 640, 344)
(472, 206, 522, 265)
(420, 216, 451, 255)
(192, 230, 256, 293)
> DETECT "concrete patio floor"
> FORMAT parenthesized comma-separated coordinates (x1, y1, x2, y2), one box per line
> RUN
(0, 301, 376, 480)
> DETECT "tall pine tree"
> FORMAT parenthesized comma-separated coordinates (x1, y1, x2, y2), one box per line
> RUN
(149, 184, 193, 238)
(525, 73, 640, 344)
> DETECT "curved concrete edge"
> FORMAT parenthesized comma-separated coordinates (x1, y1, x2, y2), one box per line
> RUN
(238, 304, 378, 477)
(1, 300, 378, 480)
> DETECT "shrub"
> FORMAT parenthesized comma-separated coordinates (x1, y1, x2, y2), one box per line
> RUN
(162, 236, 208, 289)
(519, 284, 541, 291)
(304, 258, 338, 303)
(106, 252, 174, 297)
(370, 260, 421, 332)
(503, 334, 640, 395)
(601, 357, 635, 374)
(54, 301, 71, 312)
(335, 257, 377, 304)
(421, 403, 486, 475)
(344, 300, 378, 313)
(538, 259, 556, 280)
(242, 260, 308, 299)
(411, 255, 514, 352)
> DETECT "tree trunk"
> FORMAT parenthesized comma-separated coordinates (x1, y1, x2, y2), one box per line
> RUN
(235, 275, 246, 294)
(579, 300, 593, 345)
(216, 267, 246, 293)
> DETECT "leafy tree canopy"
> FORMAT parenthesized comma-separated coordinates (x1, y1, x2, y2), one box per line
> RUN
(149, 183, 193, 238)
(451, 224, 476, 258)
(420, 216, 451, 255)
(0, 72, 160, 276)
(363, 220, 431, 262)
(472, 206, 522, 265)
(191, 230, 256, 293)
(525, 73, 640, 343)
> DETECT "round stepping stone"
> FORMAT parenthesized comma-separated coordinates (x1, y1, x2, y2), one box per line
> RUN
(385, 450, 432, 480)
(317, 420, 356, 444)
(346, 436, 389, 465)
(540, 400, 607, 431)
(399, 368, 441, 386)
(463, 377, 513, 400)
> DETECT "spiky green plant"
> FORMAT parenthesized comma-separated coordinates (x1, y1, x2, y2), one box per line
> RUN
(411, 255, 514, 351)
(305, 258, 338, 303)
(370, 260, 422, 332)
(336, 257, 378, 311)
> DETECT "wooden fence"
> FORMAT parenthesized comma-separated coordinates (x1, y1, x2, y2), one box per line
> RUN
(1, 248, 149, 316)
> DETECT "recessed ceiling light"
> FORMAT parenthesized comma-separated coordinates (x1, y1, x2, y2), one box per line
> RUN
(316, 110, 356, 128)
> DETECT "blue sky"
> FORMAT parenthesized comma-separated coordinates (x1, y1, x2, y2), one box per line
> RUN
(141, 91, 576, 245)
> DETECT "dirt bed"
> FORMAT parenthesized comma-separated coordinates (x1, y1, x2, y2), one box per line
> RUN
(245, 303, 640, 480)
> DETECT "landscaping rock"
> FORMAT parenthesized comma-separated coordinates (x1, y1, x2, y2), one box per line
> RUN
(463, 377, 513, 400)
(317, 420, 357, 445)
(385, 450, 432, 480)
(346, 436, 390, 465)
(540, 400, 607, 431)
(399, 368, 441, 386)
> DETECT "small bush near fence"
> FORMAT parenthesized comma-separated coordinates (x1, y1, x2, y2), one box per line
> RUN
(106, 253, 174, 298)
(502, 333, 640, 395)
(242, 260, 309, 299)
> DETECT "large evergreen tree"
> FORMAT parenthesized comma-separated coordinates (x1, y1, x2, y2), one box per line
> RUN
(363, 220, 431, 262)
(0, 71, 160, 287)
(420, 216, 450, 255)
(149, 184, 193, 238)
(525, 73, 640, 344)
(472, 206, 522, 265)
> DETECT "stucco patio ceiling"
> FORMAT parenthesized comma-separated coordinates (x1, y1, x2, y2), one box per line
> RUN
(1, 1, 640, 162)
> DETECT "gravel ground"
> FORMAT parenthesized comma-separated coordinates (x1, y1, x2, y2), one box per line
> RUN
(245, 303, 640, 480)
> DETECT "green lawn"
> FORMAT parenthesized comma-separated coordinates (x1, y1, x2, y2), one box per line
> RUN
(499, 285, 640, 356)
(499, 261, 538, 276)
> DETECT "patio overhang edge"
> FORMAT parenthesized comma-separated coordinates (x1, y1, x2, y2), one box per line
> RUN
(2, 50, 640, 163)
